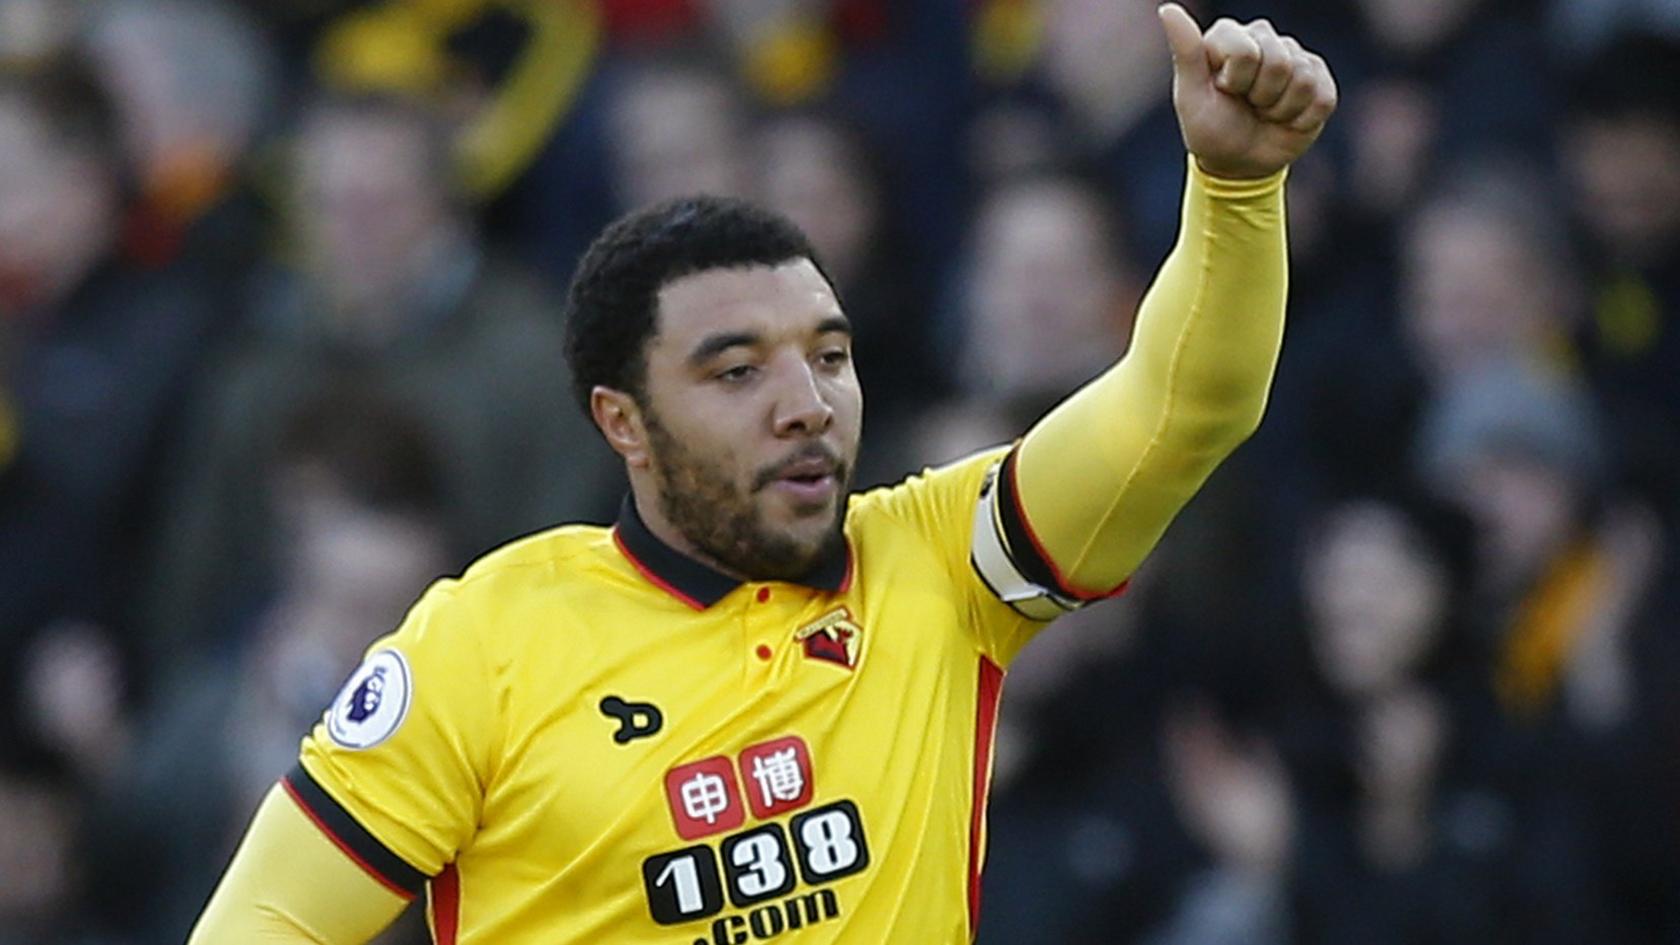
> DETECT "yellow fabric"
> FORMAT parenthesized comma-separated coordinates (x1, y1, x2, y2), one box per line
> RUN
(1496, 541, 1609, 717)
(188, 785, 409, 944)
(187, 156, 1290, 944)
(1594, 272, 1662, 358)
(972, 0, 1045, 84)
(313, 0, 600, 199)
(456, 0, 601, 198)
(740, 17, 839, 106)
(1015, 158, 1288, 595)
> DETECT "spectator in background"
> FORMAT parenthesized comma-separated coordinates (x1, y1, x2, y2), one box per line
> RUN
(975, 0, 1185, 264)
(102, 383, 450, 945)
(84, 0, 276, 277)
(1414, 359, 1672, 941)
(1562, 35, 1680, 530)
(1347, 0, 1553, 159)
(1416, 361, 1656, 729)
(1402, 164, 1582, 388)
(953, 171, 1139, 417)
(605, 56, 749, 211)
(0, 0, 79, 70)
(140, 90, 621, 678)
(1280, 493, 1510, 945)
(0, 66, 216, 674)
(1282, 160, 1583, 504)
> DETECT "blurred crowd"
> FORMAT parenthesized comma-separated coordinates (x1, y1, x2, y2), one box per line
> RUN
(0, 0, 1677, 942)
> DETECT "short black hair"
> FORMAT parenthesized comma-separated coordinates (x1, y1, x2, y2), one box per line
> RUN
(563, 195, 830, 413)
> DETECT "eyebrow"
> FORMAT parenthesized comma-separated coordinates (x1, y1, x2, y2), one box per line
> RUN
(688, 331, 761, 366)
(685, 317, 853, 366)
(815, 316, 853, 338)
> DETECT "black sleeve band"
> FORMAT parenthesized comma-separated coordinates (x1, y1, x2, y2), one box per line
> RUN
(284, 762, 429, 896)
(994, 448, 1076, 598)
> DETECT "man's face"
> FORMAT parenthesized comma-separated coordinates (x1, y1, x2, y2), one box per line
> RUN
(635, 259, 862, 580)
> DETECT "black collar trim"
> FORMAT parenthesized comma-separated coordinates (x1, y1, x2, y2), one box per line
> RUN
(612, 495, 852, 610)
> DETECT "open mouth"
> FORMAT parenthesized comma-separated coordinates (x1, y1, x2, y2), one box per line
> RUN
(764, 453, 842, 506)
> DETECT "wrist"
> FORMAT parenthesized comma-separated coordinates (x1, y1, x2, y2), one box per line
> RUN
(1194, 154, 1285, 181)
(1188, 155, 1287, 198)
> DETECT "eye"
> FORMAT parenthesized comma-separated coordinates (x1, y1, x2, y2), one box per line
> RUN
(715, 364, 758, 383)
(817, 348, 850, 369)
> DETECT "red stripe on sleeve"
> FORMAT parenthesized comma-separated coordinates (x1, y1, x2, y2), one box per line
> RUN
(1004, 453, 1129, 602)
(967, 656, 1006, 939)
(279, 777, 416, 901)
(430, 864, 461, 945)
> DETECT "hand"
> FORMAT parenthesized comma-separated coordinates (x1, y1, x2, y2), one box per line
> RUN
(1157, 3, 1337, 179)
(1163, 700, 1294, 877)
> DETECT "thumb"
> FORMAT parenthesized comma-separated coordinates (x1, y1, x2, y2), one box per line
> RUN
(1157, 3, 1209, 82)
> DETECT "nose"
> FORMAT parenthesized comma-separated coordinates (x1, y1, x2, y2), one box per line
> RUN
(771, 361, 834, 438)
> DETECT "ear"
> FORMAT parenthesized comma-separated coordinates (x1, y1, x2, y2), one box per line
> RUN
(590, 386, 652, 469)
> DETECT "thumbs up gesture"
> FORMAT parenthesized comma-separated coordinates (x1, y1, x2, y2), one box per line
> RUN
(1157, 3, 1337, 179)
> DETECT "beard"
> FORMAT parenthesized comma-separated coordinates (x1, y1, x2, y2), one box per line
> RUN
(643, 409, 851, 581)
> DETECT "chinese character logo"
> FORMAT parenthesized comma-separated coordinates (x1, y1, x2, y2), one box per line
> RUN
(738, 736, 814, 819)
(682, 772, 730, 824)
(664, 756, 744, 839)
(795, 609, 862, 669)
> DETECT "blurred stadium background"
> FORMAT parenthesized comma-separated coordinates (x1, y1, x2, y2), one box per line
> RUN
(2, 0, 1679, 942)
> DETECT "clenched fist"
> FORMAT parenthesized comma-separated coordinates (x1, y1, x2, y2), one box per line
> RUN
(1158, 3, 1338, 179)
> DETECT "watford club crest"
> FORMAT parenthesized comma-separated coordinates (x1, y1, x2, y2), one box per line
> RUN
(795, 608, 862, 670)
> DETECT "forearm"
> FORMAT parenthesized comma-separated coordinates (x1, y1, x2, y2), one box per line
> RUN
(1013, 157, 1288, 593)
(189, 784, 409, 944)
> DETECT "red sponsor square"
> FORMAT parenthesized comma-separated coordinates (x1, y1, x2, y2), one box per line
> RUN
(665, 756, 745, 840)
(737, 735, 815, 820)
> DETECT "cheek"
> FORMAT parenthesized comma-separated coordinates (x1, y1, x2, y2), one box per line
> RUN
(660, 412, 755, 487)
(830, 374, 865, 440)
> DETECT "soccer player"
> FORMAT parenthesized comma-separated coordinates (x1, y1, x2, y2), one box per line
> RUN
(190, 6, 1335, 943)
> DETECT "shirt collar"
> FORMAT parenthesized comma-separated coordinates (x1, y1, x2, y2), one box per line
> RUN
(611, 495, 851, 610)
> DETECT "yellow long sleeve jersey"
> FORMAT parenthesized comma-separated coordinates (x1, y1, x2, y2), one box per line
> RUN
(190, 160, 1287, 945)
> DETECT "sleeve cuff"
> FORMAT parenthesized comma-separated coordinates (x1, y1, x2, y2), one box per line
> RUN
(1188, 155, 1288, 200)
(282, 763, 430, 899)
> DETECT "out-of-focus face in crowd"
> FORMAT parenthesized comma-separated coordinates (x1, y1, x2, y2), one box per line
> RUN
(86, 0, 272, 204)
(262, 466, 452, 715)
(0, 88, 114, 318)
(1457, 451, 1578, 592)
(1037, 0, 1169, 139)
(0, 0, 77, 66)
(292, 100, 455, 324)
(1401, 179, 1574, 383)
(608, 64, 746, 210)
(1566, 110, 1680, 267)
(1305, 501, 1449, 699)
(1356, 0, 1481, 57)
(1418, 363, 1602, 595)
(963, 176, 1134, 403)
(756, 115, 876, 288)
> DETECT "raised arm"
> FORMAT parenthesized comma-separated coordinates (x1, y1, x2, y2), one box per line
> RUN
(1000, 6, 1336, 598)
